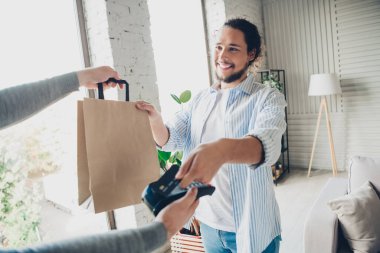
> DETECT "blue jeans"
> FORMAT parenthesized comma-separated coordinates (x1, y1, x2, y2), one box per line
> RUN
(200, 222, 281, 253)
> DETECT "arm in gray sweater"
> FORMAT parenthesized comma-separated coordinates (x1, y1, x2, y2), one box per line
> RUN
(5, 222, 167, 253)
(0, 72, 79, 130)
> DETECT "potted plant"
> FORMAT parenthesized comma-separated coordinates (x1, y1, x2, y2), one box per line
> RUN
(157, 90, 191, 172)
(262, 73, 283, 93)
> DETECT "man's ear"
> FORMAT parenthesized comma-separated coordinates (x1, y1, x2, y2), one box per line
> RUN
(248, 50, 256, 62)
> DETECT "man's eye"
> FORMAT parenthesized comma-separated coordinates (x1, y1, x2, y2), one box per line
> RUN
(229, 47, 239, 52)
(215, 45, 223, 51)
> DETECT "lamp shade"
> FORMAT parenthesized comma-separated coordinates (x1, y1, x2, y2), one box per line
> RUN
(308, 73, 341, 96)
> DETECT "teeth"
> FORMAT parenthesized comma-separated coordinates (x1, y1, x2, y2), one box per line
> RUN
(218, 62, 232, 69)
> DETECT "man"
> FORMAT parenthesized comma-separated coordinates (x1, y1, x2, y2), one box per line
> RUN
(136, 18, 286, 252)
(0, 66, 199, 252)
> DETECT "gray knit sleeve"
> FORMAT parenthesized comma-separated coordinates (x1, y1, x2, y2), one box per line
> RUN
(5, 222, 167, 253)
(0, 72, 79, 130)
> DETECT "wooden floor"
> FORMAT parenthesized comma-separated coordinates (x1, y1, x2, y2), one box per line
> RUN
(274, 168, 347, 253)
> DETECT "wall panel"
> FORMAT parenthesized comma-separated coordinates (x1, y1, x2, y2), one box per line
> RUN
(263, 0, 380, 170)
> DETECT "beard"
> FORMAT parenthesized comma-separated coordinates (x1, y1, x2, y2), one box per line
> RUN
(215, 63, 249, 83)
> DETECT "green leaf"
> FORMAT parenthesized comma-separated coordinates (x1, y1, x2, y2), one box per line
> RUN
(170, 94, 182, 104)
(157, 150, 171, 162)
(159, 159, 167, 170)
(167, 151, 184, 165)
(175, 151, 183, 160)
(179, 90, 191, 103)
(168, 154, 176, 163)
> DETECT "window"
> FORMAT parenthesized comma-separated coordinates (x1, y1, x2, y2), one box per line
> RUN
(148, 0, 210, 120)
(0, 0, 107, 248)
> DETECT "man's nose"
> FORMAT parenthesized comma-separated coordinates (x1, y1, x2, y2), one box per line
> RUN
(218, 48, 228, 60)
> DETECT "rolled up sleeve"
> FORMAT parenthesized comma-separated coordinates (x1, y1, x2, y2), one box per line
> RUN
(161, 110, 190, 151)
(248, 90, 287, 167)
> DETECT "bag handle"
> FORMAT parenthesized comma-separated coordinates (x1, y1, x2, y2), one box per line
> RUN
(190, 217, 201, 236)
(97, 78, 129, 101)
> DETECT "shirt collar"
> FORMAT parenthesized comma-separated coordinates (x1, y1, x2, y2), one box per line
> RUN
(209, 74, 256, 95)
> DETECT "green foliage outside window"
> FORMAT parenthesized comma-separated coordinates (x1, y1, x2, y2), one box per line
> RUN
(0, 127, 59, 248)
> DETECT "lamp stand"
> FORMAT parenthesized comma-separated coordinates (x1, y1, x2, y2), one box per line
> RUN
(307, 96, 338, 177)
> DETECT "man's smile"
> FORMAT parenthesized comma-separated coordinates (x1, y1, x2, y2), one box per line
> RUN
(217, 61, 234, 70)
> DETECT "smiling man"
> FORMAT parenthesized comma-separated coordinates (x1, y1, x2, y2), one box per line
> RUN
(214, 22, 256, 86)
(136, 18, 287, 253)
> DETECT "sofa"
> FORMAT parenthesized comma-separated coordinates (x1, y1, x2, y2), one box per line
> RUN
(304, 156, 380, 253)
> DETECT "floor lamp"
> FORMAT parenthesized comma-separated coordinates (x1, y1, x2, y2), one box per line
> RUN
(307, 73, 341, 177)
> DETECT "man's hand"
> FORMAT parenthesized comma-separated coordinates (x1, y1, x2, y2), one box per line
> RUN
(175, 140, 227, 188)
(135, 101, 169, 147)
(135, 101, 162, 123)
(155, 188, 199, 239)
(77, 66, 123, 89)
(175, 137, 263, 188)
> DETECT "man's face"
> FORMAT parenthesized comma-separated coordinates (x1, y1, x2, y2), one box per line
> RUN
(214, 27, 253, 84)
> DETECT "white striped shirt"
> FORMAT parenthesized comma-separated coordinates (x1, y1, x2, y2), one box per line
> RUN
(162, 74, 287, 252)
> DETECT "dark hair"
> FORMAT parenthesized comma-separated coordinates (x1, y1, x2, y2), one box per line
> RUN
(223, 18, 262, 66)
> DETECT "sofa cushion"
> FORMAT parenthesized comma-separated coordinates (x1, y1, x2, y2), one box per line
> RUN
(348, 156, 380, 196)
(328, 181, 380, 253)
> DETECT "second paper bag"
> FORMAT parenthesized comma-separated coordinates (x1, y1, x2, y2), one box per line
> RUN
(77, 98, 159, 213)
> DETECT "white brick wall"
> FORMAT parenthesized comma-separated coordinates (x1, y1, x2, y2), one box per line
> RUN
(83, 0, 160, 107)
(82, 1, 163, 248)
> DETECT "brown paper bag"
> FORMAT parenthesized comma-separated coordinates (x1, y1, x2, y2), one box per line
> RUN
(77, 98, 159, 213)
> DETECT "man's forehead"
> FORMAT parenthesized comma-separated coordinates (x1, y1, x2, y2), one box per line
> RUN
(214, 27, 246, 46)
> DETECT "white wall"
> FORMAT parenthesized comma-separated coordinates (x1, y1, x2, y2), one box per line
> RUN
(83, 0, 159, 105)
(263, 0, 380, 170)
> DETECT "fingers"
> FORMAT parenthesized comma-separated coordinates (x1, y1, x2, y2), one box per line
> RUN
(98, 66, 123, 89)
(155, 187, 199, 240)
(176, 156, 197, 188)
(78, 66, 125, 89)
(135, 101, 154, 112)
(174, 187, 198, 212)
(112, 69, 121, 80)
(181, 187, 198, 205)
(99, 66, 119, 83)
(179, 169, 198, 188)
(101, 77, 124, 90)
(175, 156, 191, 180)
(101, 81, 116, 90)
(103, 82, 124, 90)
(103, 81, 124, 89)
